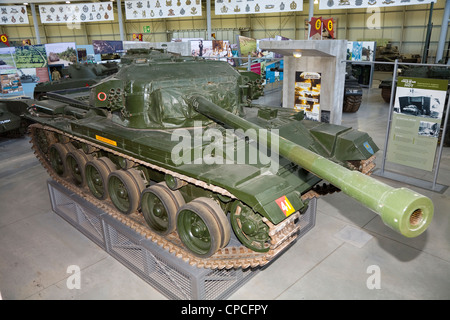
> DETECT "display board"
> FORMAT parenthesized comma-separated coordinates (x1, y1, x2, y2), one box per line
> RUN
(294, 71, 321, 121)
(319, 0, 436, 10)
(45, 42, 77, 66)
(39, 2, 114, 23)
(14, 45, 48, 69)
(0, 5, 29, 25)
(190, 40, 231, 58)
(386, 76, 448, 171)
(125, 0, 202, 19)
(347, 41, 376, 61)
(215, 0, 303, 15)
(92, 40, 124, 55)
(0, 47, 23, 95)
(266, 60, 284, 84)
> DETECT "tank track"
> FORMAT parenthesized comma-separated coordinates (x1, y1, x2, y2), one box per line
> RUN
(29, 123, 376, 269)
(343, 95, 363, 113)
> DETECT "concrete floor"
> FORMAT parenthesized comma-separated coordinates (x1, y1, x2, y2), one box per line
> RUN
(0, 82, 449, 300)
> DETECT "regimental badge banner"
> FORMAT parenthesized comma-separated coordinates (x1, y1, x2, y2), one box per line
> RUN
(125, 0, 202, 20)
(39, 2, 114, 24)
(215, 0, 303, 15)
(0, 6, 29, 25)
(319, 0, 437, 10)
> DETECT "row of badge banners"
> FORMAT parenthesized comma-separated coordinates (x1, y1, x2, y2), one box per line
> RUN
(0, 0, 437, 25)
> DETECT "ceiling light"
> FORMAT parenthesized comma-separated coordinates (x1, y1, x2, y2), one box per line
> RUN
(293, 51, 302, 58)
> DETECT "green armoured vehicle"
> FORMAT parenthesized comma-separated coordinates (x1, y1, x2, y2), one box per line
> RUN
(33, 62, 118, 100)
(0, 98, 33, 137)
(24, 55, 433, 268)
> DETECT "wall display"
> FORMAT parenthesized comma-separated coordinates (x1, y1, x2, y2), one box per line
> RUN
(386, 77, 448, 171)
(190, 40, 231, 59)
(266, 60, 284, 84)
(13, 45, 48, 69)
(39, 2, 114, 24)
(0, 47, 23, 95)
(125, 0, 202, 20)
(215, 0, 303, 15)
(319, 0, 436, 10)
(45, 42, 77, 67)
(36, 67, 50, 83)
(294, 71, 321, 121)
(76, 45, 97, 63)
(237, 35, 257, 57)
(346, 41, 375, 61)
(0, 5, 29, 25)
(92, 40, 124, 55)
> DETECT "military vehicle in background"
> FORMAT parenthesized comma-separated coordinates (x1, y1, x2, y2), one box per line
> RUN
(375, 42, 421, 71)
(0, 98, 33, 137)
(343, 64, 363, 113)
(22, 54, 433, 268)
(33, 62, 119, 100)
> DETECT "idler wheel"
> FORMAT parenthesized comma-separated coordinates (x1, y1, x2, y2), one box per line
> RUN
(141, 182, 185, 235)
(66, 149, 92, 187)
(230, 201, 270, 253)
(107, 168, 145, 215)
(85, 157, 116, 200)
(176, 197, 230, 258)
(49, 143, 71, 177)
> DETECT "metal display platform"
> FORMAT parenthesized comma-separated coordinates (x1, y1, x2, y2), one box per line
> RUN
(47, 179, 317, 300)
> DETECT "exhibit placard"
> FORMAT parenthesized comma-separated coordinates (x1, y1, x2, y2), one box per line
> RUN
(0, 47, 23, 95)
(125, 0, 202, 20)
(386, 77, 448, 171)
(294, 71, 321, 121)
(0, 6, 29, 25)
(39, 2, 114, 24)
(319, 0, 437, 10)
(215, 0, 303, 15)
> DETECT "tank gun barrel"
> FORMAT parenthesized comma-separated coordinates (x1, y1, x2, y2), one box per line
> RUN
(189, 95, 433, 238)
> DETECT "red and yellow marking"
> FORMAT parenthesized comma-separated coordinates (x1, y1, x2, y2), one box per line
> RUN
(275, 195, 295, 217)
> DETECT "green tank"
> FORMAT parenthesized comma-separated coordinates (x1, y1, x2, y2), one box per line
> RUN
(33, 62, 119, 100)
(24, 56, 434, 268)
(0, 98, 33, 137)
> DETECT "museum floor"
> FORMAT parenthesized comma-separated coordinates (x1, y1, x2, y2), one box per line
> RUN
(1, 75, 449, 300)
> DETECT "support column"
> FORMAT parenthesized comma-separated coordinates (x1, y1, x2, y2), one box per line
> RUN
(117, 0, 125, 41)
(308, 0, 314, 39)
(436, 0, 450, 63)
(207, 0, 212, 40)
(30, 4, 41, 44)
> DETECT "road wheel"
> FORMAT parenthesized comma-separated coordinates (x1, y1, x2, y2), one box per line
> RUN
(108, 168, 145, 215)
(85, 157, 116, 200)
(177, 197, 230, 258)
(141, 182, 185, 235)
